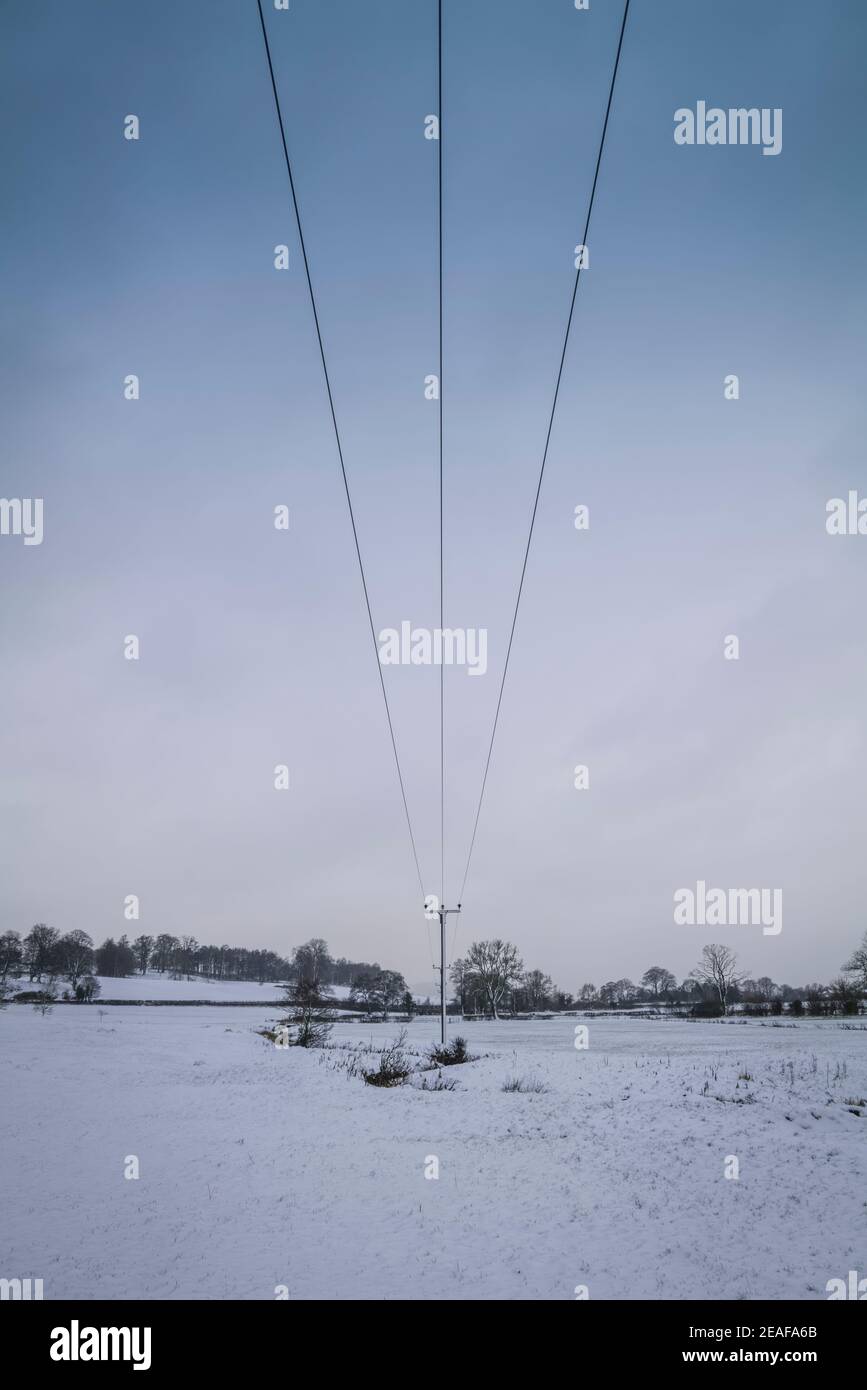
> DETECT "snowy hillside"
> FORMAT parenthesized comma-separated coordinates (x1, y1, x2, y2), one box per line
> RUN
(86, 974, 352, 1003)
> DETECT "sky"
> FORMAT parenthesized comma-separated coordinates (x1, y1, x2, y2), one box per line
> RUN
(2, 0, 866, 993)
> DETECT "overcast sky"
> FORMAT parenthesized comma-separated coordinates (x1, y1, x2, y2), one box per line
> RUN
(2, 0, 866, 992)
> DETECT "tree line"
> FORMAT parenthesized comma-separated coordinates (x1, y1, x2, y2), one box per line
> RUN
(0, 925, 407, 1005)
(448, 935, 867, 1018)
(3, 922, 866, 1019)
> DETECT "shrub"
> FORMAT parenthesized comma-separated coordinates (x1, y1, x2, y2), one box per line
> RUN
(291, 1011, 333, 1048)
(260, 1015, 332, 1049)
(362, 1029, 412, 1088)
(416, 1072, 458, 1092)
(32, 985, 58, 1016)
(318, 1048, 366, 1079)
(429, 1035, 475, 1067)
(502, 1075, 548, 1093)
(690, 999, 723, 1018)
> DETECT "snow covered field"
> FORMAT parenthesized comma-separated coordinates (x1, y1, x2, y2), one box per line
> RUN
(83, 974, 352, 1003)
(2, 1007, 864, 1300)
(89, 974, 285, 1001)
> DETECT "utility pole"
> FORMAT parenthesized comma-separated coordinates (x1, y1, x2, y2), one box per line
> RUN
(436, 904, 461, 1047)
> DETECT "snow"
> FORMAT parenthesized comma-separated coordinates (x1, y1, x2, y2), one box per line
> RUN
(2, 1007, 864, 1300)
(88, 973, 286, 1001)
(81, 974, 352, 1002)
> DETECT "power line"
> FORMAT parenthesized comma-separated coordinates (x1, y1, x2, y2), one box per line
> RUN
(438, 0, 445, 914)
(255, 0, 426, 901)
(434, 1, 457, 1047)
(457, 0, 631, 907)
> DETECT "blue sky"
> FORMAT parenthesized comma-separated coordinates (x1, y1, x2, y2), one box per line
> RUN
(2, 0, 866, 990)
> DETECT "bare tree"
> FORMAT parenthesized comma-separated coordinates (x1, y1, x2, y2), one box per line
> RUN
(803, 982, 827, 1014)
(754, 976, 779, 1004)
(133, 935, 154, 975)
(374, 969, 406, 1021)
(292, 938, 333, 991)
(24, 924, 59, 982)
(463, 940, 523, 1019)
(33, 982, 58, 1016)
(349, 969, 379, 1017)
(599, 979, 635, 1007)
(56, 930, 94, 990)
(829, 975, 860, 1015)
(0, 931, 23, 981)
(176, 936, 198, 979)
(842, 930, 867, 993)
(349, 968, 405, 1020)
(280, 977, 333, 1047)
(641, 966, 676, 998)
(448, 957, 470, 1013)
(152, 934, 178, 973)
(521, 969, 554, 1010)
(690, 944, 746, 1016)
